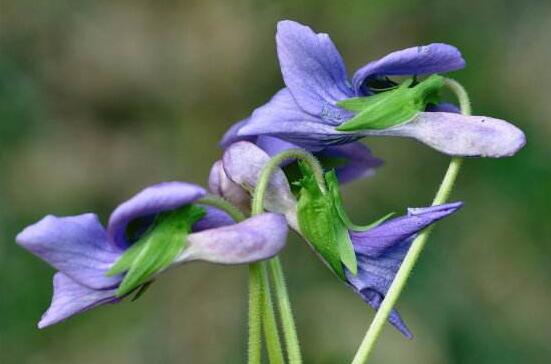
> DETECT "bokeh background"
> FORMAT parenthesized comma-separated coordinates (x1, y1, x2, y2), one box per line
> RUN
(1, 0, 550, 363)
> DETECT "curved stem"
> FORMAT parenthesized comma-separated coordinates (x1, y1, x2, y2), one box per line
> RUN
(444, 78, 472, 116)
(196, 196, 266, 363)
(351, 78, 471, 364)
(252, 148, 326, 215)
(251, 148, 322, 364)
(197, 194, 246, 222)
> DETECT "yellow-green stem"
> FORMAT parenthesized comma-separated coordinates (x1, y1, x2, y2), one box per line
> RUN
(261, 263, 285, 364)
(248, 263, 263, 364)
(251, 148, 323, 364)
(351, 78, 471, 364)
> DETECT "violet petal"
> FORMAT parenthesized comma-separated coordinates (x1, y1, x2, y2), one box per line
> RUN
(352, 44, 465, 95)
(426, 102, 460, 114)
(237, 89, 360, 149)
(317, 142, 383, 184)
(192, 206, 235, 232)
(208, 160, 251, 213)
(220, 118, 255, 149)
(107, 182, 206, 249)
(177, 213, 287, 265)
(351, 202, 463, 257)
(222, 141, 297, 217)
(16, 213, 122, 290)
(256, 136, 300, 157)
(38, 273, 119, 329)
(276, 20, 354, 123)
(362, 112, 527, 157)
(346, 241, 413, 338)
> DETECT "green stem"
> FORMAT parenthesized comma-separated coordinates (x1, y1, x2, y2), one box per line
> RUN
(197, 194, 246, 222)
(197, 196, 267, 363)
(252, 148, 321, 364)
(269, 257, 302, 364)
(252, 148, 326, 214)
(443, 78, 472, 116)
(261, 263, 286, 364)
(350, 78, 471, 364)
(248, 263, 263, 364)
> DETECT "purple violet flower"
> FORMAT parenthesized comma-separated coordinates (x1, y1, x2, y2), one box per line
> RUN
(346, 202, 463, 338)
(222, 20, 525, 158)
(16, 181, 288, 328)
(214, 142, 463, 337)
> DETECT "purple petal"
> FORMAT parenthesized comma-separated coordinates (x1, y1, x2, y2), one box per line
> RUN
(256, 136, 304, 171)
(177, 213, 287, 265)
(317, 142, 383, 184)
(237, 89, 359, 150)
(107, 182, 206, 250)
(247, 136, 382, 185)
(192, 206, 235, 232)
(16, 213, 122, 290)
(208, 160, 251, 213)
(346, 202, 464, 338)
(222, 141, 297, 216)
(276, 20, 354, 123)
(351, 202, 463, 257)
(352, 43, 465, 95)
(362, 112, 527, 157)
(38, 273, 119, 329)
(426, 102, 460, 113)
(346, 242, 413, 338)
(256, 136, 299, 157)
(220, 118, 255, 149)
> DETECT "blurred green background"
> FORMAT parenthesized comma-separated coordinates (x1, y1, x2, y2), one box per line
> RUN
(1, 0, 550, 363)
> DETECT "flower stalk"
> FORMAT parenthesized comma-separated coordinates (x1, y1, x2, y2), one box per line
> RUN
(350, 78, 472, 364)
(197, 194, 247, 222)
(251, 148, 326, 364)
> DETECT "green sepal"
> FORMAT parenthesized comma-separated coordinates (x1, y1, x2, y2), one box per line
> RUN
(296, 163, 360, 279)
(131, 280, 155, 302)
(107, 204, 206, 297)
(325, 170, 395, 233)
(336, 74, 445, 131)
(296, 163, 345, 279)
(284, 155, 349, 196)
(325, 170, 357, 275)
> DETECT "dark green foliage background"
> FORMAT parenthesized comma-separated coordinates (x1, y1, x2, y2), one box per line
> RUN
(1, 1, 550, 363)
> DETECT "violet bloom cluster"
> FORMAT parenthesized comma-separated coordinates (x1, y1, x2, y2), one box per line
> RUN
(211, 141, 462, 337)
(15, 18, 527, 342)
(17, 182, 287, 328)
(222, 20, 525, 162)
